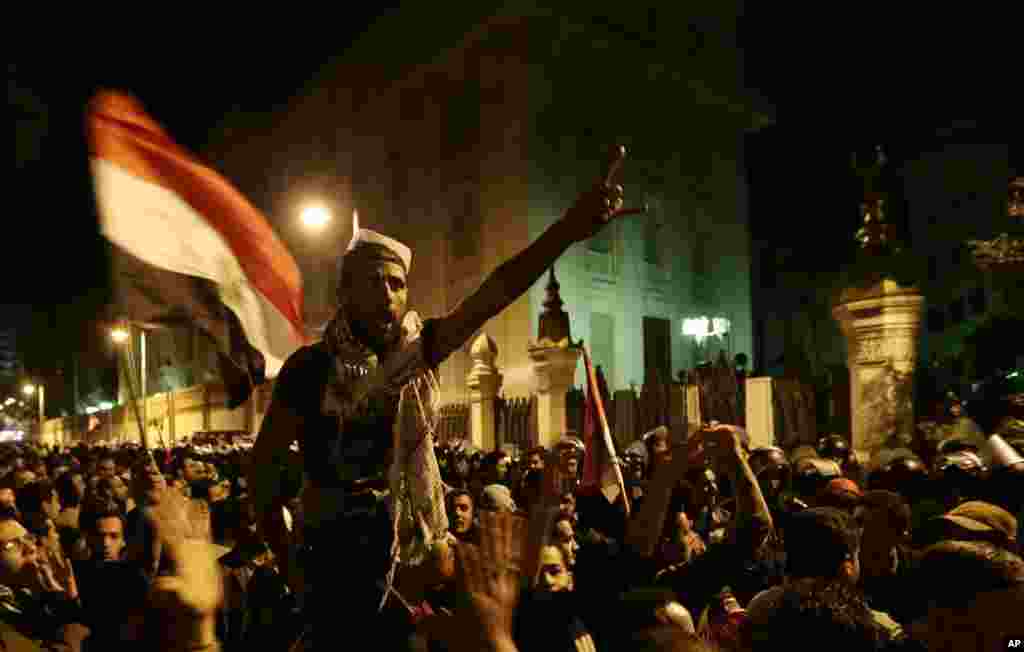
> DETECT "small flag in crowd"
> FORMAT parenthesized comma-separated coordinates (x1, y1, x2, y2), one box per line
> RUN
(581, 348, 630, 516)
(87, 91, 307, 407)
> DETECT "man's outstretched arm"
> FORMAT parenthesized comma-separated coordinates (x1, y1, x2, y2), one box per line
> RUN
(430, 146, 644, 365)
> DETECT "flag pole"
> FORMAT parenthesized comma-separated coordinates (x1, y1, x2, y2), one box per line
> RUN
(582, 348, 630, 518)
(117, 329, 153, 455)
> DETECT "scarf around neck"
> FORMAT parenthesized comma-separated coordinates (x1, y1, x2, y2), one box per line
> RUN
(320, 307, 449, 609)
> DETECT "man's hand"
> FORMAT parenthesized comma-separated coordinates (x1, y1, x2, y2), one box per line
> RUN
(457, 511, 526, 644)
(420, 511, 526, 652)
(558, 145, 646, 243)
(45, 542, 78, 601)
(146, 490, 224, 650)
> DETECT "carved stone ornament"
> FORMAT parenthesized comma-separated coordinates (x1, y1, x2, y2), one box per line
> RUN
(536, 266, 573, 348)
(856, 338, 886, 363)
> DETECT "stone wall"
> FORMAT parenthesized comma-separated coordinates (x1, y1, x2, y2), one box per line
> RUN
(40, 382, 272, 448)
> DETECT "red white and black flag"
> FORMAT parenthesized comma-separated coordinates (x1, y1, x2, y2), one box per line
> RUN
(87, 91, 307, 407)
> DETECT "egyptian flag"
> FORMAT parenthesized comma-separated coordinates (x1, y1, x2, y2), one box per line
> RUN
(581, 348, 631, 516)
(87, 91, 306, 407)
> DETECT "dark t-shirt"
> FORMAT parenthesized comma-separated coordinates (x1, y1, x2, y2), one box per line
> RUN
(273, 320, 442, 490)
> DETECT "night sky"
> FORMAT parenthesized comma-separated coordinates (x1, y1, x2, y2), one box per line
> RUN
(8, 4, 1017, 389)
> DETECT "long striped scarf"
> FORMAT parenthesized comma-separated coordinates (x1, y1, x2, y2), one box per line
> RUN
(320, 307, 449, 611)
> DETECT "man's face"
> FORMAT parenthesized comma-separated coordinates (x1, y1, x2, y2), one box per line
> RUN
(133, 459, 167, 504)
(343, 258, 408, 352)
(451, 495, 474, 534)
(182, 459, 205, 483)
(0, 519, 37, 585)
(950, 403, 962, 418)
(0, 488, 15, 510)
(97, 459, 116, 479)
(554, 519, 578, 567)
(559, 494, 576, 520)
(528, 453, 544, 472)
(537, 545, 572, 593)
(93, 516, 125, 562)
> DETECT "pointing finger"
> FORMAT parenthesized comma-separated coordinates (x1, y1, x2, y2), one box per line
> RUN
(603, 145, 627, 187)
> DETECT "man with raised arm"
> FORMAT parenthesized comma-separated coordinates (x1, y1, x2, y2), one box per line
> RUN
(249, 147, 644, 649)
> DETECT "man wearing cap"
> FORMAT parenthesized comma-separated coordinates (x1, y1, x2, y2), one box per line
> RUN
(249, 147, 644, 649)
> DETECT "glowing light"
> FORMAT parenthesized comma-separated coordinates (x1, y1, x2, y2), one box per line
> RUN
(98, 401, 114, 410)
(111, 327, 130, 344)
(84, 407, 99, 415)
(22, 384, 36, 396)
(682, 317, 731, 344)
(0, 430, 24, 442)
(300, 204, 332, 231)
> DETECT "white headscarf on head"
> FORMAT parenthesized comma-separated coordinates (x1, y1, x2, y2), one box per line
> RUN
(338, 210, 412, 279)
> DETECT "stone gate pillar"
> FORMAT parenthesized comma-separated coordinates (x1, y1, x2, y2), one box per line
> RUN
(467, 332, 503, 451)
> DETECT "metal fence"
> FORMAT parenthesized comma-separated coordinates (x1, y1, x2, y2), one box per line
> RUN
(436, 402, 470, 444)
(496, 395, 536, 453)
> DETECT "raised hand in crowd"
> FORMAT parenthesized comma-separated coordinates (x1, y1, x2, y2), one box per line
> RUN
(421, 510, 527, 652)
(692, 424, 774, 547)
(34, 539, 78, 603)
(145, 488, 224, 652)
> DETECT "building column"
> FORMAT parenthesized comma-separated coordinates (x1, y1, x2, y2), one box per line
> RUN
(833, 285, 924, 464)
(529, 345, 582, 448)
(467, 333, 502, 451)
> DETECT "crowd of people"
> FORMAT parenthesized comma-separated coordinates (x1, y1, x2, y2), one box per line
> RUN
(4, 147, 1021, 650)
(0, 409, 1021, 651)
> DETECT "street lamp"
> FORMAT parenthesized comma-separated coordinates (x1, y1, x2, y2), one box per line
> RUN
(300, 203, 332, 231)
(111, 323, 148, 446)
(21, 382, 44, 442)
(111, 326, 130, 344)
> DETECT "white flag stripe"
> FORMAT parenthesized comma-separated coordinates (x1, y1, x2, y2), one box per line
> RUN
(93, 157, 295, 376)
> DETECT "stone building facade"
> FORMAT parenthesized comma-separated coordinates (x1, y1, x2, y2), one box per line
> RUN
(204, 4, 770, 403)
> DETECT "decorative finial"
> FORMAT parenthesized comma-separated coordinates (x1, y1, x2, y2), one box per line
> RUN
(1010, 177, 1024, 219)
(538, 265, 571, 345)
(853, 145, 892, 253)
